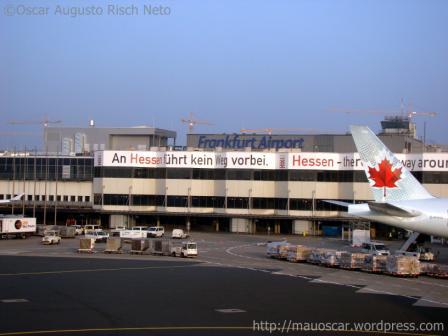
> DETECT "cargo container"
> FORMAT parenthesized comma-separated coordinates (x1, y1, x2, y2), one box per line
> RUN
(0, 216, 36, 239)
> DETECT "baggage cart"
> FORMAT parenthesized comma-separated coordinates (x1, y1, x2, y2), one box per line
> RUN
(78, 238, 95, 253)
(104, 237, 123, 254)
(130, 239, 149, 254)
(151, 239, 172, 255)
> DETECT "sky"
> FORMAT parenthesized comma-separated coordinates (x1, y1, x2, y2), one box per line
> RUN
(1, 0, 447, 150)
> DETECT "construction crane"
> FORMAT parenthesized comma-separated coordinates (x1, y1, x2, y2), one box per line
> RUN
(407, 111, 437, 119)
(240, 127, 329, 135)
(329, 99, 437, 120)
(8, 117, 62, 127)
(0, 131, 40, 136)
(329, 99, 437, 141)
(181, 112, 212, 133)
(328, 108, 389, 116)
(8, 116, 62, 150)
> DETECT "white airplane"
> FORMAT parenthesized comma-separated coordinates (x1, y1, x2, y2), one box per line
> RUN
(326, 125, 448, 249)
(0, 194, 24, 204)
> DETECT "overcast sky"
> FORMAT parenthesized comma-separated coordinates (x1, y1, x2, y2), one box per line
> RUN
(1, 0, 447, 150)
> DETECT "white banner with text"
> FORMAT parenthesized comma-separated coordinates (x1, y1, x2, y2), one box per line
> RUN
(94, 151, 448, 171)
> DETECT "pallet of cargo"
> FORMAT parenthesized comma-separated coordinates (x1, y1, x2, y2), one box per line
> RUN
(266, 241, 289, 259)
(420, 263, 448, 279)
(362, 255, 388, 273)
(320, 250, 343, 267)
(287, 245, 312, 263)
(385, 255, 420, 277)
(340, 252, 367, 270)
(277, 244, 290, 260)
(306, 248, 335, 265)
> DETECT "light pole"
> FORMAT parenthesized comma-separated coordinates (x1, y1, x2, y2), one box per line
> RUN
(187, 187, 191, 212)
(165, 186, 168, 208)
(248, 188, 252, 212)
(128, 185, 132, 227)
(287, 189, 291, 214)
(225, 187, 228, 210)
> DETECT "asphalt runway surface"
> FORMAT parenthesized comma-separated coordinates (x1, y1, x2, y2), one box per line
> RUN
(0, 254, 447, 336)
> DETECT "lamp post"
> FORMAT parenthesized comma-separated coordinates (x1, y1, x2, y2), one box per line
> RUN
(128, 185, 132, 227)
(248, 188, 252, 211)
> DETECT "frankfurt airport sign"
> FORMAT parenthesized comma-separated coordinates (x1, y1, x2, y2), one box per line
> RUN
(196, 135, 305, 150)
(95, 151, 448, 171)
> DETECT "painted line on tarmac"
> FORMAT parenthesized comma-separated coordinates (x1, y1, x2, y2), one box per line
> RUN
(0, 264, 202, 277)
(225, 244, 263, 261)
(0, 326, 440, 336)
(401, 278, 448, 289)
(222, 244, 448, 308)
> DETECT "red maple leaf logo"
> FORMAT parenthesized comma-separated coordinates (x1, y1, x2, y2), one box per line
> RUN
(368, 158, 402, 188)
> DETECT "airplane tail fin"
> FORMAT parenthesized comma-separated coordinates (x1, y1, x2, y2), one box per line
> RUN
(350, 125, 433, 202)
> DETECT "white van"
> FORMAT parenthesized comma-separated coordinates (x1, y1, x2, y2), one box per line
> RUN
(84, 225, 101, 234)
(361, 242, 390, 256)
(84, 230, 109, 243)
(148, 226, 164, 238)
(171, 229, 188, 239)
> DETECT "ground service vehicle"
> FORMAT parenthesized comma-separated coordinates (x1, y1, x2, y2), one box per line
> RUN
(0, 217, 36, 239)
(42, 230, 61, 245)
(414, 246, 435, 261)
(72, 225, 84, 235)
(396, 246, 435, 261)
(171, 242, 198, 257)
(171, 229, 188, 239)
(361, 242, 390, 256)
(84, 225, 102, 234)
(84, 230, 109, 243)
(119, 226, 148, 239)
(148, 226, 164, 237)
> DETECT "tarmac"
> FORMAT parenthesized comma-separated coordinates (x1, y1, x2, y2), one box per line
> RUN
(0, 233, 447, 335)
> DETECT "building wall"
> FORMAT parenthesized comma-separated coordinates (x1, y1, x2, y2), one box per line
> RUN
(44, 127, 176, 153)
(2, 149, 448, 233)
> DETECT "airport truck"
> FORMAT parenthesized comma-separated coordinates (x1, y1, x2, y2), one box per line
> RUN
(119, 226, 149, 239)
(41, 230, 61, 245)
(171, 229, 189, 239)
(0, 216, 36, 239)
(170, 241, 198, 258)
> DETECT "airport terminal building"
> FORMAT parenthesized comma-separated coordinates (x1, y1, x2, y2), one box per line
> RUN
(1, 119, 448, 237)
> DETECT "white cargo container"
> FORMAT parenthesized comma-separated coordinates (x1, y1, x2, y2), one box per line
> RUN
(0, 216, 36, 239)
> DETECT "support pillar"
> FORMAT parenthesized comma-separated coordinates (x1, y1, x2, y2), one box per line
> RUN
(186, 217, 191, 234)
(214, 220, 219, 232)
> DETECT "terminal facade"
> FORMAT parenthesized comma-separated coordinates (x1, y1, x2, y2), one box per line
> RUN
(1, 120, 447, 238)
